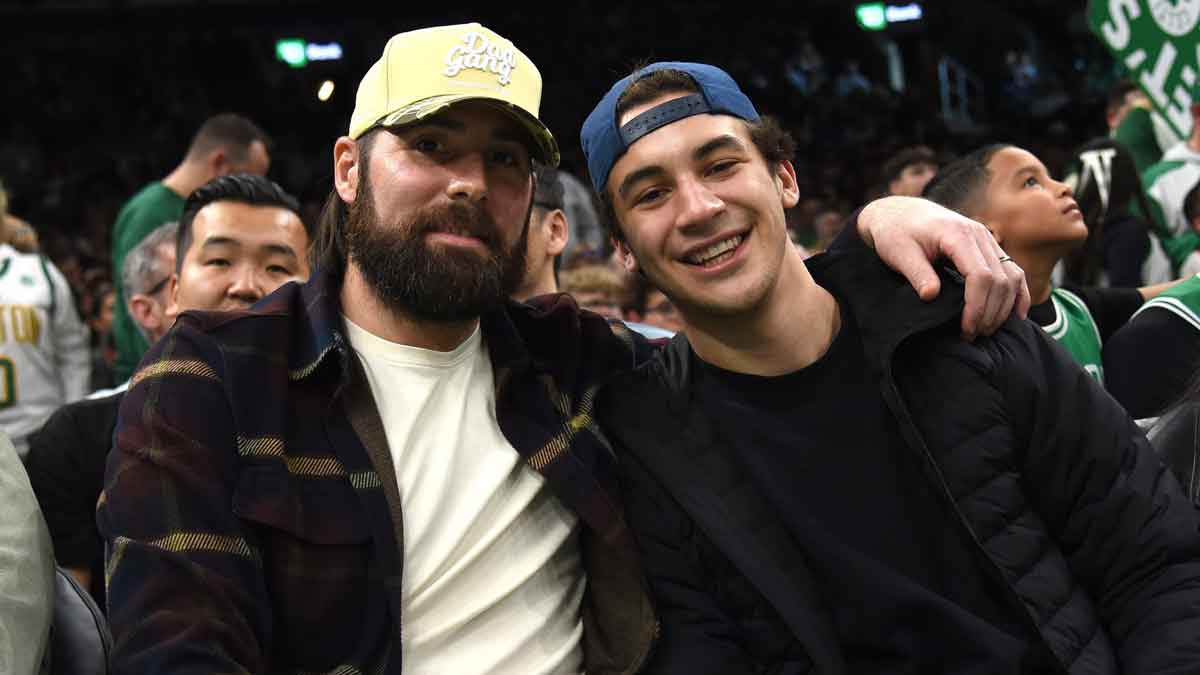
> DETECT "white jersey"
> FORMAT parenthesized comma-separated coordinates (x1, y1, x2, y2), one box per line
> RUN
(0, 245, 90, 455)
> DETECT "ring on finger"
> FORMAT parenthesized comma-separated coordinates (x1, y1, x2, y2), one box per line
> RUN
(997, 255, 1014, 264)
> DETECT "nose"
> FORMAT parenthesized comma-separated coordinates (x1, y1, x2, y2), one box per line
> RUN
(445, 152, 488, 202)
(226, 265, 265, 305)
(1055, 177, 1074, 198)
(674, 174, 725, 231)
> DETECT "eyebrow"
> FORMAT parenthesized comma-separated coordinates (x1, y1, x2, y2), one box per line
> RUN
(200, 236, 299, 261)
(617, 134, 749, 200)
(693, 134, 747, 162)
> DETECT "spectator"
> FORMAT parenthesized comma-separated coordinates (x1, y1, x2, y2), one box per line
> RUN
(0, 210, 90, 456)
(881, 145, 938, 198)
(1143, 93, 1200, 281)
(1061, 138, 1158, 287)
(0, 428, 53, 674)
(623, 273, 684, 334)
(926, 144, 1180, 383)
(1106, 273, 1200, 419)
(560, 264, 626, 319)
(110, 113, 271, 383)
(585, 59, 1200, 674)
(511, 164, 568, 301)
(27, 174, 310, 604)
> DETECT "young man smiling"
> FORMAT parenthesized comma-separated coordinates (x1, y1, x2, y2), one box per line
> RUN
(585, 62, 1200, 673)
(99, 26, 1029, 673)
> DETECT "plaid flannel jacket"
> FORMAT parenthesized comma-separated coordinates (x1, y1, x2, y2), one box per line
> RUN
(97, 270, 658, 674)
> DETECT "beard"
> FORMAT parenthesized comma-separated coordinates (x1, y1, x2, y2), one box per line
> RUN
(344, 183, 529, 322)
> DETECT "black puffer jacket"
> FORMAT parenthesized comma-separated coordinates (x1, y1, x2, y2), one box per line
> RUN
(1147, 401, 1200, 504)
(602, 249, 1200, 674)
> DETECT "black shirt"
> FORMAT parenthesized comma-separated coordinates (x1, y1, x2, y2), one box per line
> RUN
(1106, 306, 1200, 418)
(1027, 285, 1144, 342)
(692, 305, 1048, 673)
(25, 390, 123, 607)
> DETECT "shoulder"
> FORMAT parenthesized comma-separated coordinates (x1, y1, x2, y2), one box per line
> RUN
(506, 294, 643, 375)
(1145, 156, 1192, 186)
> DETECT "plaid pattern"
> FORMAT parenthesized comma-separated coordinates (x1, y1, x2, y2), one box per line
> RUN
(98, 270, 651, 674)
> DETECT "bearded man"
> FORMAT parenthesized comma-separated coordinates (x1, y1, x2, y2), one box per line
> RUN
(98, 23, 1027, 675)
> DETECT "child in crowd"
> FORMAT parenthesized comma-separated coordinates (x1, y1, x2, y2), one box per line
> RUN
(924, 144, 1178, 384)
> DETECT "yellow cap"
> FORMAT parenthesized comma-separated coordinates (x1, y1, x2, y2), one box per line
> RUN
(348, 23, 559, 166)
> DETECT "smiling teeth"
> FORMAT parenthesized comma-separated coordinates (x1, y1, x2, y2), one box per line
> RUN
(688, 235, 744, 265)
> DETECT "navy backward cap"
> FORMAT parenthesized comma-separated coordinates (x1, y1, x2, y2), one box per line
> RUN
(580, 61, 760, 195)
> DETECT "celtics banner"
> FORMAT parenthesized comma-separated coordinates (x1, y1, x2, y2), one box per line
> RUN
(1089, 0, 1200, 139)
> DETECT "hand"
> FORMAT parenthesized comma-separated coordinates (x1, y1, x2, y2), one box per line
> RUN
(858, 196, 1030, 340)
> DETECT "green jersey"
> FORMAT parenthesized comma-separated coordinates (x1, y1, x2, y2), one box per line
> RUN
(1132, 273, 1200, 331)
(110, 182, 185, 382)
(1040, 288, 1105, 383)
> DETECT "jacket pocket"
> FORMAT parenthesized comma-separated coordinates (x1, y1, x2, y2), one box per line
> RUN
(232, 465, 373, 669)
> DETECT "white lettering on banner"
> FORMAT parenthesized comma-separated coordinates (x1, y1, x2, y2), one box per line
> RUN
(1141, 40, 1177, 109)
(444, 32, 518, 86)
(1139, 41, 1194, 134)
(1125, 49, 1148, 69)
(1102, 0, 1141, 50)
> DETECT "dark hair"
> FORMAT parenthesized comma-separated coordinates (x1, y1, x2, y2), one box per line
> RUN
(921, 143, 1013, 217)
(1185, 179, 1200, 227)
(312, 130, 382, 279)
(880, 145, 937, 186)
(598, 67, 797, 241)
(533, 163, 565, 211)
(185, 113, 272, 164)
(1064, 138, 1155, 284)
(177, 173, 305, 272)
(1106, 80, 1140, 119)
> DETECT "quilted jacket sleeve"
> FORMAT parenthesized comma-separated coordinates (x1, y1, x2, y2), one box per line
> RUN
(617, 447, 759, 674)
(993, 318, 1200, 672)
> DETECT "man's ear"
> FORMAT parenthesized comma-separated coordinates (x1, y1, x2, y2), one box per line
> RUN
(165, 273, 181, 318)
(546, 209, 569, 257)
(775, 160, 800, 209)
(209, 148, 231, 177)
(613, 237, 638, 273)
(334, 137, 360, 204)
(127, 294, 162, 337)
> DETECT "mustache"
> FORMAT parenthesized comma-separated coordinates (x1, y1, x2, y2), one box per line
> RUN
(409, 201, 502, 248)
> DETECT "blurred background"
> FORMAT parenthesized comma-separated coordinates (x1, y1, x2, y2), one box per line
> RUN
(0, 0, 1106, 310)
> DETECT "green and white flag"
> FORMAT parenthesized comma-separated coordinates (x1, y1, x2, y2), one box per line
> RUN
(1089, 0, 1200, 139)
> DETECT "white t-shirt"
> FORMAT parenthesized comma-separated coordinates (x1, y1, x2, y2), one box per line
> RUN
(343, 317, 584, 675)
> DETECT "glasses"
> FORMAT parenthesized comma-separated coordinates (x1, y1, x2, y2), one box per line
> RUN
(143, 275, 171, 298)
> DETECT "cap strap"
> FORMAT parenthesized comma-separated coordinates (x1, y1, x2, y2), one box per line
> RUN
(618, 94, 711, 147)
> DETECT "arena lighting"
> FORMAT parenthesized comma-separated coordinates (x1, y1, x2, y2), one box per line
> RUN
(317, 80, 335, 102)
(886, 3, 923, 23)
(306, 42, 343, 62)
(274, 39, 345, 68)
(856, 3, 887, 31)
(276, 38, 307, 68)
(855, 2, 924, 31)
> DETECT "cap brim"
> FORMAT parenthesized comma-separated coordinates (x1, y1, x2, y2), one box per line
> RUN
(375, 94, 559, 167)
